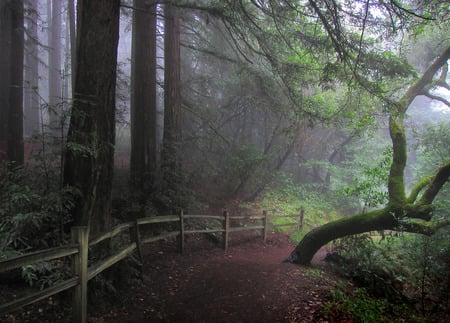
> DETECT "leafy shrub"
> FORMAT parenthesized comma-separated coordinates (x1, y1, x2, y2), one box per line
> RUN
(0, 163, 75, 287)
(339, 147, 392, 209)
(323, 285, 415, 323)
(329, 229, 450, 318)
(393, 232, 450, 314)
(21, 261, 71, 290)
(258, 172, 342, 241)
(329, 233, 407, 302)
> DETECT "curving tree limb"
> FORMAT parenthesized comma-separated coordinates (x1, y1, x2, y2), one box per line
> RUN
(288, 45, 450, 265)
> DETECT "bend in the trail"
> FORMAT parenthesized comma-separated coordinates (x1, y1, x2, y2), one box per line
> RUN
(93, 232, 338, 323)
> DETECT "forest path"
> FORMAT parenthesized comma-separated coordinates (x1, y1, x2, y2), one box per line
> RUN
(92, 232, 339, 323)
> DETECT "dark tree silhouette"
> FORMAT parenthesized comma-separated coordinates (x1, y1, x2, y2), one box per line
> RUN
(0, 0, 24, 165)
(130, 0, 158, 187)
(63, 0, 120, 235)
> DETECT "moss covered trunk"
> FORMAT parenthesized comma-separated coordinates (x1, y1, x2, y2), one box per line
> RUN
(287, 45, 450, 266)
(286, 209, 396, 264)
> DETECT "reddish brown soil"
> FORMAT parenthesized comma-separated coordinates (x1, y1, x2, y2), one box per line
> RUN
(89, 232, 339, 323)
(2, 232, 340, 322)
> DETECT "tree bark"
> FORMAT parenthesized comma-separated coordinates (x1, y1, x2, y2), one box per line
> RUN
(161, 0, 183, 208)
(130, 0, 158, 186)
(288, 45, 450, 265)
(0, 0, 13, 161)
(0, 0, 24, 164)
(48, 0, 62, 139)
(63, 0, 120, 236)
(287, 209, 396, 264)
(8, 0, 24, 165)
(24, 0, 40, 138)
(67, 0, 76, 93)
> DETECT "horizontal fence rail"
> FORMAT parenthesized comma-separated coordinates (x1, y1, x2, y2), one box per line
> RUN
(0, 245, 79, 273)
(0, 208, 303, 322)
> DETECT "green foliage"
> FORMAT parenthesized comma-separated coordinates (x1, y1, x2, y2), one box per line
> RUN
(323, 285, 415, 323)
(413, 120, 450, 219)
(262, 173, 330, 213)
(332, 233, 407, 300)
(151, 165, 200, 214)
(0, 163, 75, 287)
(224, 144, 275, 197)
(303, 268, 324, 279)
(64, 142, 97, 158)
(389, 232, 450, 313)
(340, 147, 392, 208)
(414, 121, 450, 171)
(259, 173, 342, 241)
(21, 261, 70, 290)
(405, 24, 450, 70)
(366, 50, 417, 80)
(229, 144, 265, 178)
(330, 229, 450, 317)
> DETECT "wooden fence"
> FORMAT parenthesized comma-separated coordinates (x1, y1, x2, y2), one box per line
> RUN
(270, 208, 304, 232)
(0, 209, 302, 322)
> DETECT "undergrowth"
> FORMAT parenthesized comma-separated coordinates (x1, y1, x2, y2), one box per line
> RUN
(328, 229, 450, 320)
(0, 160, 75, 289)
(323, 284, 418, 323)
(256, 174, 343, 242)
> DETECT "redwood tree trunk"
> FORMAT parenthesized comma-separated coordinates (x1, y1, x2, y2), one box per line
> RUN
(67, 0, 76, 93)
(48, 0, 62, 139)
(161, 1, 182, 208)
(63, 0, 120, 236)
(24, 0, 40, 138)
(130, 0, 157, 186)
(0, 0, 24, 165)
(0, 0, 12, 161)
(8, 0, 24, 165)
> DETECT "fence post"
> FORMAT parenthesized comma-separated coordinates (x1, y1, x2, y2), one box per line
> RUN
(178, 209, 184, 254)
(263, 210, 269, 243)
(223, 209, 229, 251)
(130, 220, 143, 276)
(71, 226, 89, 323)
(299, 208, 305, 230)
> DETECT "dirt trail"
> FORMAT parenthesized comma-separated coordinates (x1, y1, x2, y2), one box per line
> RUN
(92, 233, 338, 323)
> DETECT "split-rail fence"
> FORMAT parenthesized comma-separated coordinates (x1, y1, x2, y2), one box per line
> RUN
(0, 209, 303, 322)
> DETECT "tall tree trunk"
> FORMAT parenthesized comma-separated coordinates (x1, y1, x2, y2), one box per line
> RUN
(8, 0, 24, 165)
(48, 0, 62, 139)
(24, 0, 40, 138)
(0, 0, 12, 161)
(63, 0, 120, 236)
(67, 0, 76, 92)
(63, 21, 70, 101)
(161, 1, 182, 208)
(130, 0, 157, 187)
(0, 0, 24, 164)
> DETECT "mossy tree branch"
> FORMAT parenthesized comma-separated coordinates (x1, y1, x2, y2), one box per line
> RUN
(387, 113, 407, 206)
(407, 176, 432, 203)
(288, 45, 450, 265)
(419, 162, 450, 205)
(398, 218, 450, 236)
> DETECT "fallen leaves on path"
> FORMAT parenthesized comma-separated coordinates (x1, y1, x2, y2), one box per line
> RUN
(94, 232, 340, 323)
